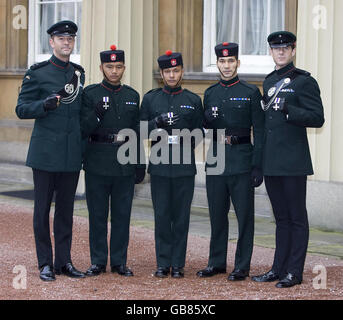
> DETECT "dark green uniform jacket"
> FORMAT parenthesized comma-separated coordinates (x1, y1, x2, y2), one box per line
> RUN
(81, 80, 144, 176)
(16, 55, 85, 172)
(204, 76, 265, 175)
(262, 62, 325, 176)
(140, 86, 204, 177)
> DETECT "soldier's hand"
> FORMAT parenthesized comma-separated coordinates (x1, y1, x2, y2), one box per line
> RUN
(135, 167, 146, 184)
(95, 100, 109, 120)
(154, 112, 180, 128)
(251, 167, 263, 188)
(204, 106, 220, 123)
(43, 94, 60, 111)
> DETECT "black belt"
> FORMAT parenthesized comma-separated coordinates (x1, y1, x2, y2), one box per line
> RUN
(225, 127, 251, 136)
(208, 128, 251, 145)
(89, 133, 126, 145)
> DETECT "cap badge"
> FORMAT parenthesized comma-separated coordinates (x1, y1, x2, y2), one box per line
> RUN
(110, 54, 117, 61)
(171, 59, 177, 66)
(223, 49, 229, 56)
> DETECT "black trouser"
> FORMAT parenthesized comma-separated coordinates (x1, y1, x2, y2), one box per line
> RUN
(85, 172, 135, 267)
(32, 169, 80, 270)
(150, 175, 195, 268)
(206, 173, 254, 271)
(264, 175, 309, 281)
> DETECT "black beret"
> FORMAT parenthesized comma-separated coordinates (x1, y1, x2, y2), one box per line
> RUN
(215, 42, 239, 58)
(158, 51, 183, 69)
(100, 45, 125, 63)
(47, 20, 78, 36)
(268, 31, 296, 48)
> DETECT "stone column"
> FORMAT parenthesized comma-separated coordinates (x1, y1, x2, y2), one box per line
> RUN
(296, 0, 343, 182)
(80, 0, 156, 96)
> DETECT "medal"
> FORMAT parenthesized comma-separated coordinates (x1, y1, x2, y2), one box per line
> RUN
(167, 112, 174, 125)
(103, 96, 110, 110)
(273, 98, 281, 111)
(212, 107, 218, 118)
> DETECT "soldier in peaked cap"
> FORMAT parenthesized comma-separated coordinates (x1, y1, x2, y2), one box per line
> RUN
(140, 50, 203, 278)
(196, 42, 264, 281)
(15, 20, 85, 282)
(81, 45, 146, 277)
(251, 31, 324, 288)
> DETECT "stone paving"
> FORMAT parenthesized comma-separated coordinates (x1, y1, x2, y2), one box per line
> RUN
(1, 180, 342, 261)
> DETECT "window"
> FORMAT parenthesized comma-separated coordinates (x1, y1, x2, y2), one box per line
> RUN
(203, 0, 285, 74)
(28, 0, 82, 66)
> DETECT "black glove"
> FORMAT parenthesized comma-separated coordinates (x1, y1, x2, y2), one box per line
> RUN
(204, 106, 220, 123)
(43, 94, 60, 111)
(95, 100, 109, 120)
(273, 97, 288, 114)
(135, 167, 146, 184)
(251, 167, 263, 188)
(154, 112, 180, 128)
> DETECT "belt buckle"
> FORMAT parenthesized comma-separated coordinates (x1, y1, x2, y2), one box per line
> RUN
(168, 135, 179, 144)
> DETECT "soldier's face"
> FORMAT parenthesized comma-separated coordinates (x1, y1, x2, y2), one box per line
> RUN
(49, 35, 75, 58)
(160, 66, 184, 88)
(100, 62, 126, 85)
(217, 56, 240, 80)
(270, 46, 296, 69)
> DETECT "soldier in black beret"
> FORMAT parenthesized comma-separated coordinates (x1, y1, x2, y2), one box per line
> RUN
(81, 45, 145, 277)
(140, 51, 203, 278)
(251, 31, 325, 288)
(196, 42, 264, 281)
(15, 20, 85, 281)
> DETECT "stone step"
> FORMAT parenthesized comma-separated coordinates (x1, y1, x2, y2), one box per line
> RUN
(0, 141, 28, 163)
(0, 162, 85, 196)
(0, 119, 33, 142)
(0, 162, 33, 185)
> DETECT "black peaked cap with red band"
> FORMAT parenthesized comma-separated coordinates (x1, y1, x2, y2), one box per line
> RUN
(215, 42, 239, 58)
(158, 50, 183, 69)
(100, 45, 125, 63)
(267, 31, 296, 48)
(47, 20, 78, 36)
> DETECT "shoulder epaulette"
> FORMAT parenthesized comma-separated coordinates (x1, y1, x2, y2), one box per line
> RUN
(123, 84, 139, 96)
(70, 62, 85, 73)
(295, 68, 311, 77)
(30, 61, 49, 70)
(144, 88, 161, 96)
(84, 83, 98, 92)
(265, 69, 277, 79)
(183, 88, 200, 98)
(239, 79, 258, 91)
(205, 82, 220, 94)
